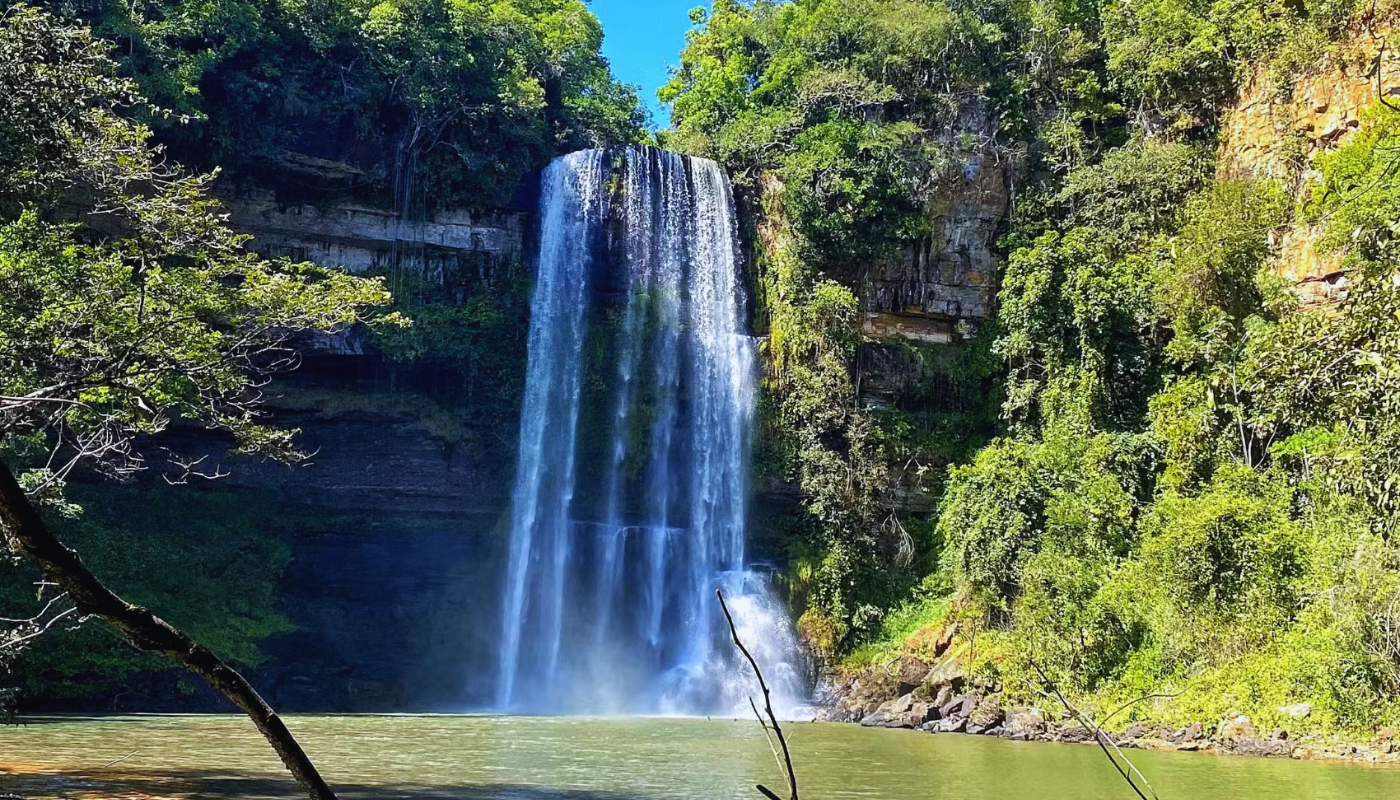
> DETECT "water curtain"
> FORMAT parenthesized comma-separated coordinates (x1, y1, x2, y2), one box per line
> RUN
(496, 148, 805, 715)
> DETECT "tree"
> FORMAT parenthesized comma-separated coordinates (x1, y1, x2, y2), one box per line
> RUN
(0, 6, 400, 797)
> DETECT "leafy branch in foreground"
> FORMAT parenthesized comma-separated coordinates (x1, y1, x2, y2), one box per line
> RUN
(0, 6, 404, 798)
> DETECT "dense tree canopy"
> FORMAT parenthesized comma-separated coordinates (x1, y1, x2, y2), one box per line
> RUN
(35, 0, 646, 208)
(665, 0, 1400, 733)
(0, 3, 391, 715)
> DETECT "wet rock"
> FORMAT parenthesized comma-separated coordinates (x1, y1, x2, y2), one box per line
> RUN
(1177, 741, 1201, 752)
(1233, 737, 1294, 757)
(818, 708, 862, 723)
(983, 724, 1005, 737)
(1278, 703, 1312, 720)
(938, 716, 968, 733)
(1166, 723, 1203, 743)
(1123, 723, 1149, 740)
(1056, 727, 1095, 744)
(860, 711, 891, 728)
(919, 721, 939, 732)
(1218, 715, 1256, 744)
(1004, 707, 1047, 738)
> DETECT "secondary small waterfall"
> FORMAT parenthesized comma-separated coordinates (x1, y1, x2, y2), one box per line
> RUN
(495, 147, 806, 716)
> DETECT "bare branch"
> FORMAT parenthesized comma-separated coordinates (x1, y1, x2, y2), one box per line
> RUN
(1031, 661, 1160, 800)
(718, 588, 799, 800)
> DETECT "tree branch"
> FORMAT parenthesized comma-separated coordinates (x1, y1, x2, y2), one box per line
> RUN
(1031, 661, 1159, 800)
(717, 588, 799, 800)
(0, 459, 337, 800)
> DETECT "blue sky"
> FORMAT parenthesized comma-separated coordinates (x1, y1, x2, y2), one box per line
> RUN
(591, 0, 702, 129)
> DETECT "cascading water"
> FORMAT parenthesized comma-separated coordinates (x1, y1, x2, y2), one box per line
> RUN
(495, 147, 807, 716)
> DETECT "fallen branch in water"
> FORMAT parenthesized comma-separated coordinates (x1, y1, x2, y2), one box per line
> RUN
(717, 588, 798, 800)
(1030, 660, 1160, 800)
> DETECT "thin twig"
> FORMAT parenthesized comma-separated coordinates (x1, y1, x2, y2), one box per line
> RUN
(750, 697, 788, 784)
(718, 588, 799, 800)
(1031, 661, 1160, 800)
(104, 750, 141, 768)
(1098, 692, 1186, 730)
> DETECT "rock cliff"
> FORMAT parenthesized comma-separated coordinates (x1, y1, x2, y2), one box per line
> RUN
(1218, 26, 1399, 305)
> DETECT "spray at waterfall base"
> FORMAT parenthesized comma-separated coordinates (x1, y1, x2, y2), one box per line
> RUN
(495, 148, 807, 717)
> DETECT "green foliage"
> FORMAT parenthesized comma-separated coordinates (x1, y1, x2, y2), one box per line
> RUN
(945, 108, 1400, 731)
(0, 484, 294, 701)
(0, 7, 392, 693)
(367, 259, 531, 433)
(0, 6, 397, 482)
(662, 0, 977, 266)
(999, 141, 1209, 434)
(673, 0, 1400, 734)
(36, 0, 646, 209)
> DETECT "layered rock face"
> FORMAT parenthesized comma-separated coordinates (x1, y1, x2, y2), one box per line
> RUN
(1218, 29, 1400, 305)
(187, 192, 533, 712)
(222, 191, 527, 276)
(859, 105, 1009, 346)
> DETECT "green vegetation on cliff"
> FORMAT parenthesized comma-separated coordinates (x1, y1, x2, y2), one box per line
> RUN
(34, 0, 646, 208)
(0, 4, 393, 715)
(665, 0, 1400, 734)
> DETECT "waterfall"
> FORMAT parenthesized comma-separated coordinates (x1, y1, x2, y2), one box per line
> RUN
(495, 147, 807, 716)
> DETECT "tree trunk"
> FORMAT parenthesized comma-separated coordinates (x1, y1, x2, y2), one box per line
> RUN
(0, 460, 337, 800)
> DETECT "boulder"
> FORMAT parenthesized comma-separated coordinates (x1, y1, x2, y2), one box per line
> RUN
(860, 711, 891, 728)
(1218, 715, 1256, 744)
(922, 660, 967, 693)
(966, 723, 989, 735)
(818, 708, 862, 723)
(938, 696, 964, 719)
(1123, 723, 1149, 740)
(932, 684, 955, 709)
(1003, 707, 1047, 738)
(1278, 703, 1312, 720)
(957, 694, 981, 718)
(881, 693, 916, 715)
(1057, 727, 1095, 744)
(938, 716, 968, 733)
(1232, 737, 1293, 758)
(969, 696, 1004, 728)
(897, 661, 932, 697)
(909, 702, 938, 725)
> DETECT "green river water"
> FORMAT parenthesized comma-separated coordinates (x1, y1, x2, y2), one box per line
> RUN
(3, 715, 1400, 799)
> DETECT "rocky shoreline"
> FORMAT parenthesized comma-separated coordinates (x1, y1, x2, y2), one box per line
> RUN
(815, 645, 1400, 766)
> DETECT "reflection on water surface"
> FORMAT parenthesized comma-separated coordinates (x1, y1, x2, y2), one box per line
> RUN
(3, 715, 1400, 799)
